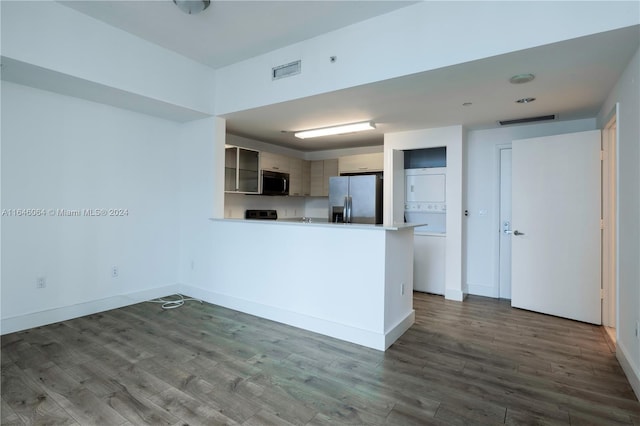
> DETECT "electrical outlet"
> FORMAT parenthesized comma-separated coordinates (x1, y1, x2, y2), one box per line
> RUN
(112, 266, 119, 278)
(36, 276, 46, 289)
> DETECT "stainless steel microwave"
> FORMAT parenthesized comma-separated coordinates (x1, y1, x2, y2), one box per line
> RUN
(261, 170, 289, 196)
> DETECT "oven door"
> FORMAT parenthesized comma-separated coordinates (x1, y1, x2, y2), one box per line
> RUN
(261, 171, 289, 195)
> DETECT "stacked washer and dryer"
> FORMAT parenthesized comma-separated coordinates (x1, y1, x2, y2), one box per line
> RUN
(404, 166, 446, 295)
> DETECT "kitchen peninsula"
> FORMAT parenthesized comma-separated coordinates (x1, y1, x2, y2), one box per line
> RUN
(207, 218, 418, 350)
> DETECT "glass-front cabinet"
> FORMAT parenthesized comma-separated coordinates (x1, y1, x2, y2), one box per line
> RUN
(225, 146, 260, 193)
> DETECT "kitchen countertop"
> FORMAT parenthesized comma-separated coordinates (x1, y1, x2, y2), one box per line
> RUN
(210, 217, 425, 231)
(414, 231, 446, 237)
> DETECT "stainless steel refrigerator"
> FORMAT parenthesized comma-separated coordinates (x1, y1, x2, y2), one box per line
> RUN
(328, 175, 383, 224)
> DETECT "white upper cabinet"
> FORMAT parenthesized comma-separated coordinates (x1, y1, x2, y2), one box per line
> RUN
(289, 158, 303, 196)
(310, 160, 324, 196)
(301, 160, 311, 196)
(310, 159, 338, 197)
(261, 151, 290, 172)
(338, 152, 383, 174)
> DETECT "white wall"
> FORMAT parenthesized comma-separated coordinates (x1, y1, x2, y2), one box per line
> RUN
(186, 220, 414, 350)
(464, 118, 597, 298)
(1, 82, 183, 332)
(206, 221, 386, 332)
(0, 1, 221, 333)
(176, 116, 221, 291)
(1, 1, 215, 115)
(1, 2, 4, 326)
(384, 227, 414, 336)
(384, 126, 465, 301)
(215, 1, 639, 115)
(597, 46, 640, 397)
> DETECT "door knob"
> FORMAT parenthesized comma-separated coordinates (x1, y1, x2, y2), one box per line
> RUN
(513, 230, 525, 236)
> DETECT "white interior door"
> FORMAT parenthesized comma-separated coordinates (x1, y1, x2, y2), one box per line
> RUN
(511, 130, 601, 324)
(499, 148, 512, 299)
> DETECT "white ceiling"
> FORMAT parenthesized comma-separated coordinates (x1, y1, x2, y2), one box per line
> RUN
(225, 26, 640, 151)
(60, 1, 418, 69)
(60, 1, 639, 152)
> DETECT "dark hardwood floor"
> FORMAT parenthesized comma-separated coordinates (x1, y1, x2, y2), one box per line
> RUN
(2, 292, 639, 425)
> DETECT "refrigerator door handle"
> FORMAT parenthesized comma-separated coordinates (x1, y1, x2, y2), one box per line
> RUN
(343, 197, 348, 223)
(347, 196, 353, 223)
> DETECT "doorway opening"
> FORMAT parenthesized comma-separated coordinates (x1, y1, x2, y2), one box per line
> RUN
(602, 111, 618, 345)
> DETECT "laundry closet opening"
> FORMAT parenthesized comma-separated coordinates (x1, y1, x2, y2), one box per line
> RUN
(404, 147, 447, 295)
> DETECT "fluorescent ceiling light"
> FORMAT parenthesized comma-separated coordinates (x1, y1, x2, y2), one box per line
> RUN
(294, 121, 376, 139)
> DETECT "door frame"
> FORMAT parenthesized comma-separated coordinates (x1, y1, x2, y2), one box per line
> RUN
(495, 143, 512, 299)
(602, 105, 619, 337)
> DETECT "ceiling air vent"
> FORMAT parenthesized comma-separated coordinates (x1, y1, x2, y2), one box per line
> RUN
(498, 114, 557, 126)
(272, 60, 301, 80)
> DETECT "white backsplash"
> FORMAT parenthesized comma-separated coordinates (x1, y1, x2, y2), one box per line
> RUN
(225, 193, 325, 219)
(303, 197, 330, 219)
